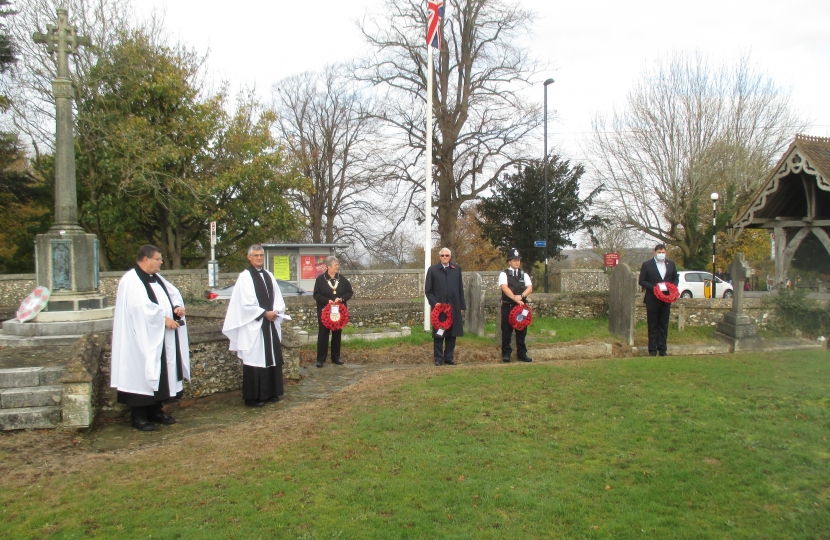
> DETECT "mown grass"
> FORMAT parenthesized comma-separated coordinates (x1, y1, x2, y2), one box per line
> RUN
(3, 350, 829, 538)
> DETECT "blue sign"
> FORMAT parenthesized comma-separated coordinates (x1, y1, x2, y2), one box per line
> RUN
(534, 240, 546, 247)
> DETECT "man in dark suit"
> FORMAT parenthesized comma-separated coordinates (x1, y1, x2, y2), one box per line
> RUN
(638, 243, 680, 357)
(425, 247, 466, 366)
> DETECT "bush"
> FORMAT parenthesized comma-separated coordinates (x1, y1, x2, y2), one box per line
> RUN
(770, 289, 830, 337)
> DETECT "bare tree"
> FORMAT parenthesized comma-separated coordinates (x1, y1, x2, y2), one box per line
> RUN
(586, 53, 806, 269)
(3, 0, 139, 150)
(273, 67, 390, 246)
(359, 0, 543, 255)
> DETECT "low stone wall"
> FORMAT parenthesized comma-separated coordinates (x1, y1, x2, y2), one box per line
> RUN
(0, 269, 509, 308)
(552, 269, 609, 292)
(94, 323, 301, 420)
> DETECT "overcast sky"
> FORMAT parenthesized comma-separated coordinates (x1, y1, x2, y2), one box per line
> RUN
(135, 0, 830, 160)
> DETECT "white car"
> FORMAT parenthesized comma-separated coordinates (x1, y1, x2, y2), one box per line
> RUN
(677, 271, 733, 299)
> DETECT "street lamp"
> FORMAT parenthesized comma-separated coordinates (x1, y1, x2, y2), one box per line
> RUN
(543, 78, 554, 293)
(710, 192, 719, 298)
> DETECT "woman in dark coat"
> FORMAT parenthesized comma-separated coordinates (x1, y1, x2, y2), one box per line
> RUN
(424, 247, 466, 366)
(312, 256, 353, 368)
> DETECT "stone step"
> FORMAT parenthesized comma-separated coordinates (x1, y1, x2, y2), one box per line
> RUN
(1, 385, 63, 409)
(0, 406, 62, 430)
(0, 367, 65, 389)
(0, 331, 81, 348)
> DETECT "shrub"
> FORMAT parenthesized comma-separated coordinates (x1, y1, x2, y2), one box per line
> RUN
(770, 289, 830, 337)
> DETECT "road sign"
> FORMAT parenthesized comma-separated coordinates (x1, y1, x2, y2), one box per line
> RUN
(210, 221, 217, 247)
(534, 240, 546, 247)
(604, 252, 620, 267)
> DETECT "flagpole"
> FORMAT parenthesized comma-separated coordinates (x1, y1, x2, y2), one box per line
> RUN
(424, 45, 434, 332)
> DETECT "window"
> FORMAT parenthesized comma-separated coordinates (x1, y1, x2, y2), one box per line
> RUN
(684, 273, 702, 283)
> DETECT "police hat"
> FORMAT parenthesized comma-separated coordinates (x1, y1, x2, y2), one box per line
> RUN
(507, 247, 521, 261)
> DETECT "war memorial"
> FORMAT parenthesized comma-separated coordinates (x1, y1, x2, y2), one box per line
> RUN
(0, 6, 828, 539)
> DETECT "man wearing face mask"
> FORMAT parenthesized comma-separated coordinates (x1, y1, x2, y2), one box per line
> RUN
(638, 244, 679, 357)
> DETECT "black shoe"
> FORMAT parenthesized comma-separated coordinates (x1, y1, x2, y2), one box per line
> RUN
(649, 352, 657, 357)
(245, 400, 266, 407)
(502, 356, 511, 363)
(147, 412, 177, 425)
(444, 359, 456, 365)
(517, 356, 533, 362)
(316, 361, 324, 368)
(267, 396, 280, 402)
(131, 416, 156, 431)
(659, 352, 667, 357)
(434, 359, 443, 366)
(331, 358, 344, 365)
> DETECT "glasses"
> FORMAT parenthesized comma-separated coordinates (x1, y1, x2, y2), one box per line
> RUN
(439, 254, 451, 258)
(151, 257, 163, 263)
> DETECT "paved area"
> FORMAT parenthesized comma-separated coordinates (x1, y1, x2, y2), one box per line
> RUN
(86, 362, 406, 452)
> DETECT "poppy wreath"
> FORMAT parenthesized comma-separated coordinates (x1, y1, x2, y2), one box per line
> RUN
(321, 302, 350, 331)
(431, 303, 453, 331)
(653, 282, 680, 304)
(508, 304, 533, 331)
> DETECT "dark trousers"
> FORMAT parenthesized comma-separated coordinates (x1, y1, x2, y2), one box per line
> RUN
(433, 336, 457, 363)
(317, 315, 342, 364)
(500, 303, 528, 358)
(646, 301, 672, 355)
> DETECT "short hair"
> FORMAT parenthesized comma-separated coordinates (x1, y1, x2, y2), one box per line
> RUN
(136, 244, 161, 262)
(438, 247, 451, 256)
(654, 243, 667, 252)
(325, 255, 339, 267)
(247, 244, 264, 255)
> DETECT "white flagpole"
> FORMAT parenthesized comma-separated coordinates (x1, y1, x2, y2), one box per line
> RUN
(423, 45, 434, 332)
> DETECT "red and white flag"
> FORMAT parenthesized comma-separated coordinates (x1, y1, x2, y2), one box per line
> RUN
(427, 0, 444, 50)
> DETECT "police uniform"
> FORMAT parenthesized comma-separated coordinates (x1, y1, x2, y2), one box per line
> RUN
(498, 248, 532, 362)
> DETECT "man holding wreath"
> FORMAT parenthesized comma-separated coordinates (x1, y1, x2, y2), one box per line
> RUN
(425, 247, 466, 366)
(638, 243, 680, 357)
(499, 247, 533, 363)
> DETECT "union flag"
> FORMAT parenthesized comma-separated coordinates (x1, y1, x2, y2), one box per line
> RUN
(427, 0, 444, 50)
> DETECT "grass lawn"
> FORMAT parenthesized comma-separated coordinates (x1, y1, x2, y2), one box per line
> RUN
(3, 350, 829, 538)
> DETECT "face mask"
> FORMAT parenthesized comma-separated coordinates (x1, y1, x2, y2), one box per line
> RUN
(655, 253, 666, 262)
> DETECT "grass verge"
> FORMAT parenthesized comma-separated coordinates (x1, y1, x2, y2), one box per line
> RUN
(4, 350, 828, 538)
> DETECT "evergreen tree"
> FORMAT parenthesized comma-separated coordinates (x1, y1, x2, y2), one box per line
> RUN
(479, 156, 603, 275)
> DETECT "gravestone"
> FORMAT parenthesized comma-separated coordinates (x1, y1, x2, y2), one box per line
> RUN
(715, 253, 763, 351)
(465, 272, 485, 337)
(608, 263, 637, 346)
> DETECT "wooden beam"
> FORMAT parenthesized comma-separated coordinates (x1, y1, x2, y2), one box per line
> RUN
(753, 220, 830, 228)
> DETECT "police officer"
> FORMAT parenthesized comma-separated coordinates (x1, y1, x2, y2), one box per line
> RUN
(499, 247, 533, 362)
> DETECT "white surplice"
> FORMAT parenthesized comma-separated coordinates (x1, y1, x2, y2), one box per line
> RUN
(222, 269, 286, 367)
(110, 269, 191, 396)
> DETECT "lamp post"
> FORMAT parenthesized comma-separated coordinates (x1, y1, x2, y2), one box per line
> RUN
(711, 192, 719, 298)
(543, 78, 554, 293)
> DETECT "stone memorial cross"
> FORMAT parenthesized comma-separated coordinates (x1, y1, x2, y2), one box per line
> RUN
(729, 253, 750, 317)
(33, 9, 91, 231)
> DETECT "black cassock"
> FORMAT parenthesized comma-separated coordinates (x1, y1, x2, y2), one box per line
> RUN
(243, 265, 284, 402)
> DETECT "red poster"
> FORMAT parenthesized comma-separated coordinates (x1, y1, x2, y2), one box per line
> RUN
(301, 255, 328, 279)
(604, 253, 620, 267)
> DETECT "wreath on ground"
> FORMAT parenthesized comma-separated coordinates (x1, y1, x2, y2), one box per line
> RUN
(508, 304, 533, 331)
(16, 286, 51, 323)
(653, 282, 680, 304)
(431, 303, 453, 331)
(321, 302, 349, 331)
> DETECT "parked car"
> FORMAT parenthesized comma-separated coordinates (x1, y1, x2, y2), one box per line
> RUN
(204, 280, 308, 300)
(677, 271, 733, 299)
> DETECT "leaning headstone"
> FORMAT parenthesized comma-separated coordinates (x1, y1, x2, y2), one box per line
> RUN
(608, 263, 637, 346)
(465, 272, 485, 337)
(715, 253, 763, 351)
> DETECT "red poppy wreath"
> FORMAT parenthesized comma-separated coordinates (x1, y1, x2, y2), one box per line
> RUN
(321, 302, 350, 331)
(431, 303, 453, 331)
(508, 304, 533, 331)
(653, 282, 680, 303)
